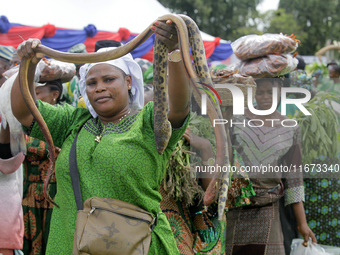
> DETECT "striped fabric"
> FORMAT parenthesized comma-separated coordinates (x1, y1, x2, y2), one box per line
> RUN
(0, 44, 15, 61)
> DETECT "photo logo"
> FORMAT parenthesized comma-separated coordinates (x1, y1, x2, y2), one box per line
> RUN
(199, 83, 312, 116)
(197, 82, 222, 106)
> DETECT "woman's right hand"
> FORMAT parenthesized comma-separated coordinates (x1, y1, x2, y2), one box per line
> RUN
(17, 39, 44, 65)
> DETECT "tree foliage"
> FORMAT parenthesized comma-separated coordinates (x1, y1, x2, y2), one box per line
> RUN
(262, 9, 308, 52)
(157, 0, 263, 41)
(157, 0, 340, 56)
(278, 0, 340, 55)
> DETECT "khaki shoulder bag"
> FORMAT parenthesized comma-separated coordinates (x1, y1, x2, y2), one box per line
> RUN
(69, 132, 158, 255)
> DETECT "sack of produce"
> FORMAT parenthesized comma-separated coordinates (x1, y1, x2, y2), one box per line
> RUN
(37, 57, 76, 83)
(232, 33, 299, 61)
(227, 54, 298, 79)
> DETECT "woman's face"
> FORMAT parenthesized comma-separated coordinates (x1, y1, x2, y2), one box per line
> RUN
(255, 79, 281, 110)
(85, 64, 132, 117)
(328, 66, 339, 79)
(35, 85, 59, 105)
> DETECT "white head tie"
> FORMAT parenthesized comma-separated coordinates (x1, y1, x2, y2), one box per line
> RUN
(79, 47, 144, 118)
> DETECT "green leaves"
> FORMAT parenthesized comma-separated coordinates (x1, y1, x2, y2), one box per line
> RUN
(163, 111, 217, 205)
(295, 92, 340, 164)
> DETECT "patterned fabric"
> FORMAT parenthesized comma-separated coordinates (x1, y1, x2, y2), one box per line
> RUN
(230, 115, 304, 207)
(63, 76, 81, 107)
(160, 185, 195, 255)
(159, 185, 226, 255)
(22, 136, 60, 255)
(226, 115, 304, 254)
(225, 149, 256, 210)
(304, 157, 340, 246)
(160, 148, 254, 255)
(284, 186, 304, 206)
(25, 100, 188, 255)
(226, 202, 285, 255)
(289, 70, 313, 93)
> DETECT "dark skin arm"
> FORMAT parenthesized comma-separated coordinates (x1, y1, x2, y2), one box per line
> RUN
(153, 21, 190, 128)
(183, 124, 233, 190)
(11, 39, 44, 128)
(0, 125, 10, 144)
(292, 201, 317, 246)
(182, 127, 214, 190)
(13, 25, 190, 129)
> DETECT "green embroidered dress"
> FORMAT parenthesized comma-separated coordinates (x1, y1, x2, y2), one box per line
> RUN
(26, 100, 188, 255)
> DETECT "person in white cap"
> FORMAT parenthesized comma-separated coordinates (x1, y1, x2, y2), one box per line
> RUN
(0, 44, 15, 86)
(11, 20, 190, 255)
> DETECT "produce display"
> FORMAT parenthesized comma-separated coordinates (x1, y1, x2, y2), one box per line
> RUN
(210, 69, 257, 106)
(211, 69, 256, 85)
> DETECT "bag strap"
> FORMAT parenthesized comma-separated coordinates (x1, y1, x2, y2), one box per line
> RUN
(69, 132, 83, 211)
(69, 130, 160, 230)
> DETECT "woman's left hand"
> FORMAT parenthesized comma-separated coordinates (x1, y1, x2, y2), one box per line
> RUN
(298, 223, 317, 246)
(152, 20, 178, 52)
(183, 127, 211, 151)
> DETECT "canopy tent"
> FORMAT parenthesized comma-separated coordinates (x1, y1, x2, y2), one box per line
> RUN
(0, 0, 232, 62)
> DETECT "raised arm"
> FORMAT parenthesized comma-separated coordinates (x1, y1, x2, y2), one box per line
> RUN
(11, 39, 44, 128)
(153, 21, 190, 129)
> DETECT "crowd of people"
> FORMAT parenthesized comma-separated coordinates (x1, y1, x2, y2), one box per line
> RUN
(0, 20, 339, 255)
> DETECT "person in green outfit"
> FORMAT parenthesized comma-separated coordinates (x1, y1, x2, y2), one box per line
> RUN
(315, 62, 340, 95)
(11, 21, 190, 255)
(62, 43, 87, 107)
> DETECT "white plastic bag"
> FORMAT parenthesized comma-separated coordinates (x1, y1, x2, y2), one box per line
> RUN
(290, 239, 334, 255)
(227, 54, 298, 78)
(37, 57, 76, 83)
(3, 65, 19, 79)
(232, 33, 299, 61)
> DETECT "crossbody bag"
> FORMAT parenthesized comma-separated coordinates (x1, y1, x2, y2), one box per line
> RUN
(69, 132, 158, 255)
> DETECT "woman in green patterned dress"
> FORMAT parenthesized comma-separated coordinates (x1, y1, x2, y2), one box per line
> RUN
(12, 21, 190, 255)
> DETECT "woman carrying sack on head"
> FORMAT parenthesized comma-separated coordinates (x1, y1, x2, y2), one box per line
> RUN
(224, 77, 316, 255)
(11, 21, 190, 255)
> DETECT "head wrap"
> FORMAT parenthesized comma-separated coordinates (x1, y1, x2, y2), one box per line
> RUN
(143, 64, 153, 85)
(295, 55, 306, 70)
(68, 43, 87, 54)
(79, 47, 144, 118)
(0, 44, 15, 62)
(327, 60, 339, 67)
(135, 58, 152, 73)
(35, 79, 63, 102)
(95, 40, 122, 52)
(68, 43, 87, 67)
